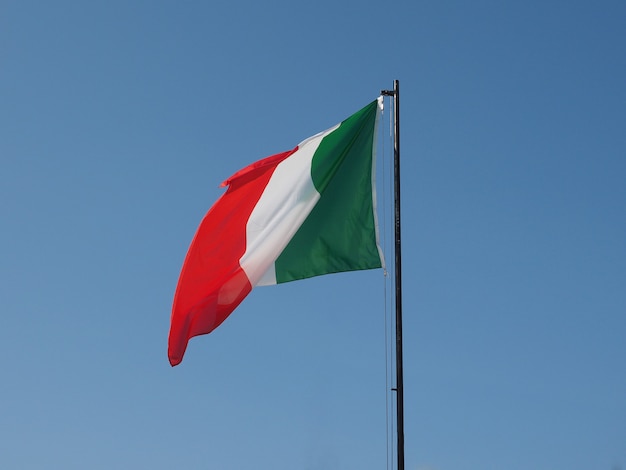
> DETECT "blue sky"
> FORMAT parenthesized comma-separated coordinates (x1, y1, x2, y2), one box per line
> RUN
(2, 1, 625, 469)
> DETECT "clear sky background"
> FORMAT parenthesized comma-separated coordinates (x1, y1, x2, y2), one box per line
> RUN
(1, 1, 625, 469)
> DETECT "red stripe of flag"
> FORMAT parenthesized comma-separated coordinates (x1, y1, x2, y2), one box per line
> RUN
(168, 148, 296, 366)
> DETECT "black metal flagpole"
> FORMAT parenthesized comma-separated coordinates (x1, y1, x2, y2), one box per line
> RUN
(382, 79, 404, 470)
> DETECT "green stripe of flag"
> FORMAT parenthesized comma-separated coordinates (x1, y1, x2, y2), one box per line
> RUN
(274, 99, 382, 283)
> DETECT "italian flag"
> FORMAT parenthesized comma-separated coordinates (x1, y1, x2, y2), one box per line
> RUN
(168, 98, 384, 366)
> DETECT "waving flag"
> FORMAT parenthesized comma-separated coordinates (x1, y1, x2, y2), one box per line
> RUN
(169, 98, 384, 366)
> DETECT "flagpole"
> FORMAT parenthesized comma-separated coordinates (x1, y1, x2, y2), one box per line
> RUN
(382, 79, 404, 470)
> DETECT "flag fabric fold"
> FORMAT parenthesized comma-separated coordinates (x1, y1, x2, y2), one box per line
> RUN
(168, 98, 384, 366)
